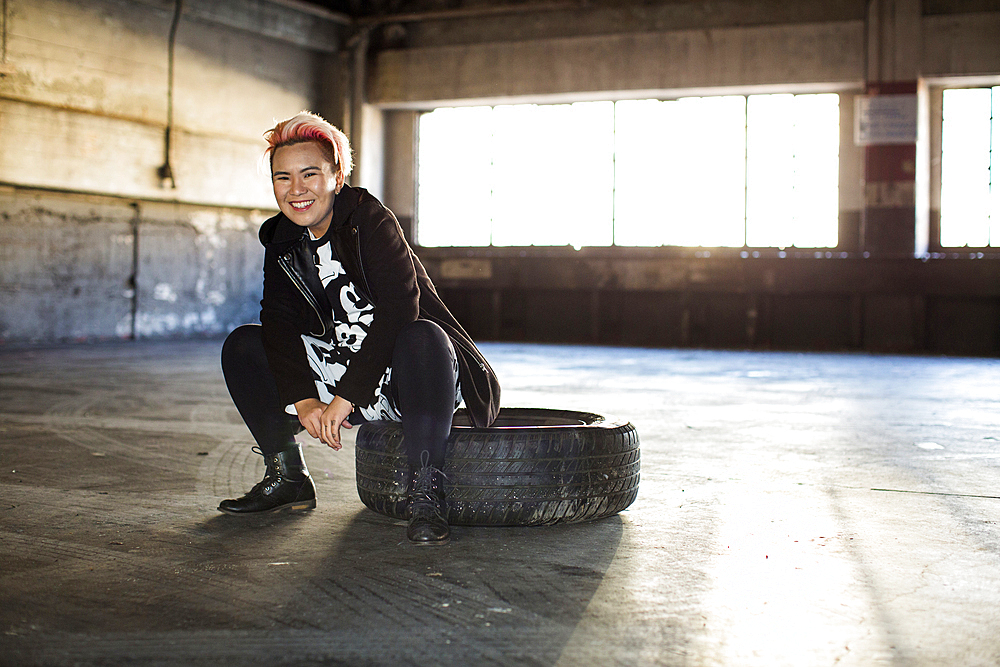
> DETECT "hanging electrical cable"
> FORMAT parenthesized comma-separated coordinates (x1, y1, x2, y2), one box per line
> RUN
(2, 0, 7, 64)
(1, 0, 11, 76)
(159, 0, 183, 189)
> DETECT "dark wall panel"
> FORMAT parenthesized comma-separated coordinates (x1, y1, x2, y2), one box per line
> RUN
(926, 298, 1000, 356)
(595, 291, 687, 348)
(768, 295, 854, 350)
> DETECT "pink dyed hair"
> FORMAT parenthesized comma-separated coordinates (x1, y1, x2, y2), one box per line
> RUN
(264, 111, 353, 190)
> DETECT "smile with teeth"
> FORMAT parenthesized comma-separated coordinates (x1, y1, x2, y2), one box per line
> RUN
(291, 200, 314, 210)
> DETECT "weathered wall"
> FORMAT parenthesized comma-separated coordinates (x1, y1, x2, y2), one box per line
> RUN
(371, 20, 866, 106)
(3, 0, 1000, 353)
(0, 187, 264, 343)
(0, 0, 344, 343)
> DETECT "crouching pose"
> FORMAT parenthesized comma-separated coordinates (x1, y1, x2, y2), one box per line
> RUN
(218, 111, 500, 545)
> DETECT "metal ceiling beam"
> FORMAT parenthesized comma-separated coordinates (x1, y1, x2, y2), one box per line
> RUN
(263, 0, 352, 25)
(357, 1, 586, 26)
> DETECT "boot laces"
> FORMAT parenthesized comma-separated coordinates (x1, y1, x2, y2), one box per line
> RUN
(242, 447, 281, 498)
(410, 452, 446, 520)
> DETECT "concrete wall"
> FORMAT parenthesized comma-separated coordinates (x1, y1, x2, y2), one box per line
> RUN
(0, 0, 343, 343)
(3, 0, 1000, 353)
(370, 20, 865, 106)
(0, 187, 265, 342)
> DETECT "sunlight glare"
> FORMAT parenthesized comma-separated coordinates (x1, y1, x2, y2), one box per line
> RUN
(417, 107, 493, 246)
(614, 96, 746, 247)
(746, 94, 839, 248)
(940, 87, 996, 247)
(492, 102, 614, 247)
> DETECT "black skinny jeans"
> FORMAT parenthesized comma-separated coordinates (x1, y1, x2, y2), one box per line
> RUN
(221, 320, 457, 468)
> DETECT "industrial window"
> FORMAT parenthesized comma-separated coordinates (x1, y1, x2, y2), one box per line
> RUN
(939, 86, 999, 248)
(416, 94, 840, 249)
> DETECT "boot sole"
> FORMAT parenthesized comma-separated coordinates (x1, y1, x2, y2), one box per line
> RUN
(407, 534, 450, 546)
(217, 498, 316, 515)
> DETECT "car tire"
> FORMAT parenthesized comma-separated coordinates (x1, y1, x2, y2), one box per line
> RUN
(355, 407, 640, 526)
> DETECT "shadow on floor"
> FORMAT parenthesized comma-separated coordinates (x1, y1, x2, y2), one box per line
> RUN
(4, 479, 626, 665)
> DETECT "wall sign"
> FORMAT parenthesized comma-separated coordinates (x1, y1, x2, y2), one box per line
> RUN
(854, 94, 917, 145)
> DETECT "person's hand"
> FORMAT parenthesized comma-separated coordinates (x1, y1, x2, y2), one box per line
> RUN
(294, 396, 353, 450)
(294, 398, 327, 442)
(319, 395, 354, 451)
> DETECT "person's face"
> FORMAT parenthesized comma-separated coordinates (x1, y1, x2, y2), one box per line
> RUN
(271, 142, 339, 238)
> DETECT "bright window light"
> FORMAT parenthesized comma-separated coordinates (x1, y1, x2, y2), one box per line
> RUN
(615, 96, 746, 247)
(416, 106, 493, 246)
(940, 86, 998, 248)
(416, 93, 840, 249)
(491, 102, 614, 248)
(747, 94, 840, 248)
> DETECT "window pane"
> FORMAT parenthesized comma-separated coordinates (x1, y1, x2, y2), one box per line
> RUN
(491, 102, 614, 247)
(417, 107, 493, 247)
(994, 87, 1000, 246)
(940, 87, 995, 247)
(746, 93, 839, 248)
(790, 94, 840, 248)
(614, 96, 746, 247)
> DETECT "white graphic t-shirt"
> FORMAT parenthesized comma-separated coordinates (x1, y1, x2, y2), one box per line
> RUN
(286, 234, 460, 422)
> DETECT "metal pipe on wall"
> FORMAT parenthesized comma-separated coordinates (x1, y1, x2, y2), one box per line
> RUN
(159, 0, 183, 190)
(129, 203, 141, 340)
(338, 0, 589, 179)
(346, 27, 370, 186)
(2, 0, 7, 64)
(0, 0, 12, 77)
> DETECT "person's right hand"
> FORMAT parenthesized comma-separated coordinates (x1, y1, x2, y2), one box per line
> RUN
(294, 397, 329, 443)
(294, 396, 354, 450)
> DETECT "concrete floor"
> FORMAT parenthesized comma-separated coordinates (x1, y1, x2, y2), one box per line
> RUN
(1, 339, 999, 666)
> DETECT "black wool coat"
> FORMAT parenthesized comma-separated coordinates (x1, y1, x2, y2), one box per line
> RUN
(258, 185, 501, 428)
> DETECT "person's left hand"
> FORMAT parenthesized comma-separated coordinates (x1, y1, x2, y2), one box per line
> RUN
(318, 395, 354, 451)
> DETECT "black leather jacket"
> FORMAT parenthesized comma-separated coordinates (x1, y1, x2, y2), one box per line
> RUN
(258, 185, 500, 428)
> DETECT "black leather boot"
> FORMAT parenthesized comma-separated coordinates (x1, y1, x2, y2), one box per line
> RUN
(218, 446, 316, 514)
(406, 453, 450, 545)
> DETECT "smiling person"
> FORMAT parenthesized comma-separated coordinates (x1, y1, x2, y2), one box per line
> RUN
(218, 111, 501, 545)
